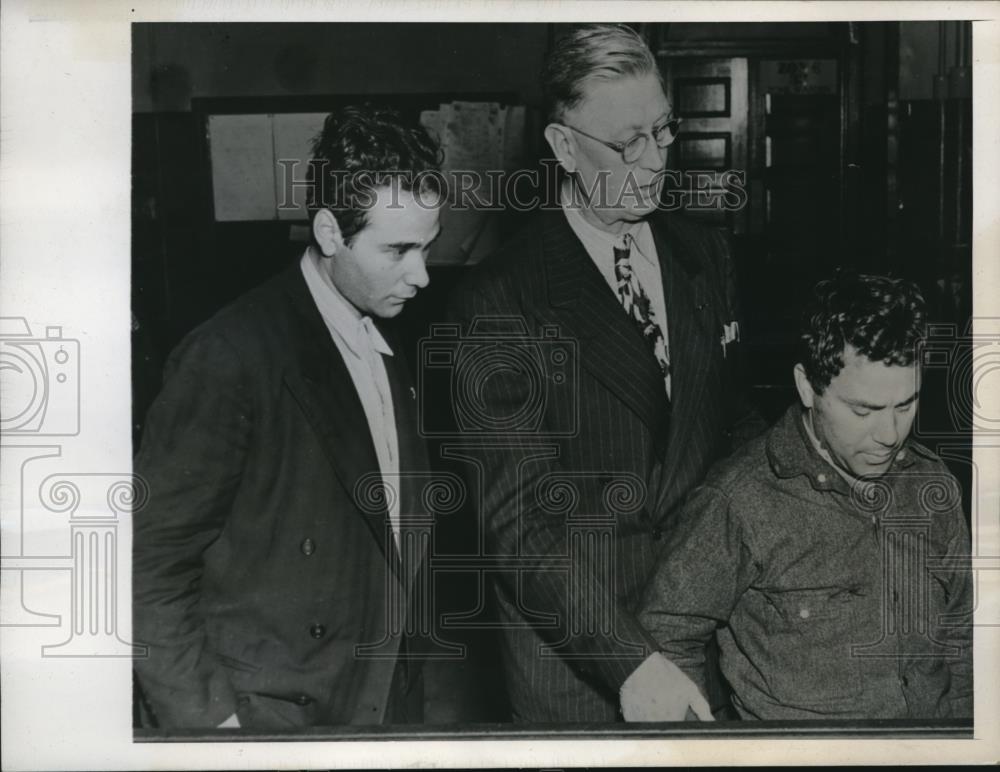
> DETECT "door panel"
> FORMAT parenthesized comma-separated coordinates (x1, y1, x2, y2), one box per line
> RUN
(662, 58, 749, 232)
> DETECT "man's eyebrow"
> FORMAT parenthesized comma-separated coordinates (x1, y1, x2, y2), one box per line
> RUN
(843, 391, 920, 410)
(622, 111, 672, 135)
(383, 241, 423, 251)
(383, 228, 441, 251)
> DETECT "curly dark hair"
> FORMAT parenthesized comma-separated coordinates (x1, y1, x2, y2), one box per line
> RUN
(800, 272, 927, 393)
(307, 104, 444, 245)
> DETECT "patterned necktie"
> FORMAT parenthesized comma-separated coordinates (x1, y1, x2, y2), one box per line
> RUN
(613, 234, 671, 394)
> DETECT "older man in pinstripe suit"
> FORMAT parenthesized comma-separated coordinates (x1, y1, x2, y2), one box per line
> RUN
(447, 24, 761, 722)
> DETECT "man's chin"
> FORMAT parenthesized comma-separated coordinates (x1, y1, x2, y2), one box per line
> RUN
(378, 300, 408, 318)
(852, 456, 895, 478)
(599, 202, 656, 225)
(622, 196, 660, 219)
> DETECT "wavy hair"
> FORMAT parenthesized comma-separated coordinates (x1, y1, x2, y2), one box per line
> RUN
(307, 104, 444, 245)
(800, 272, 927, 393)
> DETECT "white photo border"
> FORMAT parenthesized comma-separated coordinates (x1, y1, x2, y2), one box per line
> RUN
(1, 0, 998, 768)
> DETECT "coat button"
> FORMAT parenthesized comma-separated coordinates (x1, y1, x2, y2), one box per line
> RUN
(301, 538, 315, 556)
(817, 473, 827, 484)
(651, 527, 663, 541)
(309, 623, 326, 639)
(296, 695, 313, 706)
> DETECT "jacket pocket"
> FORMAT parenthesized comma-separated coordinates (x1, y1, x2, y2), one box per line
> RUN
(761, 587, 865, 706)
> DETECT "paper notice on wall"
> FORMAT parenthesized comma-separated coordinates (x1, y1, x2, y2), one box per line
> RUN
(208, 114, 277, 221)
(445, 101, 505, 172)
(272, 112, 326, 220)
(421, 101, 507, 176)
(419, 102, 497, 264)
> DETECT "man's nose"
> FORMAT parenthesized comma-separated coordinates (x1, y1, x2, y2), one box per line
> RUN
(405, 252, 430, 289)
(873, 410, 900, 447)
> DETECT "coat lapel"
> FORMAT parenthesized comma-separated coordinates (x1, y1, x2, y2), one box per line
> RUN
(650, 214, 718, 499)
(278, 267, 399, 576)
(379, 327, 431, 588)
(540, 211, 666, 434)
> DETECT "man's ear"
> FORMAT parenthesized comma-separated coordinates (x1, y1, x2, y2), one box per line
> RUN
(793, 363, 816, 409)
(312, 209, 345, 258)
(543, 122, 578, 173)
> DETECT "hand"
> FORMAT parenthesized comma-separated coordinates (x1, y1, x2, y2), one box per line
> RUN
(620, 652, 714, 722)
(217, 712, 241, 729)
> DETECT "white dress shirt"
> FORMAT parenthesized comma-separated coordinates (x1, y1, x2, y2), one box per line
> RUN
(300, 248, 401, 549)
(561, 185, 672, 397)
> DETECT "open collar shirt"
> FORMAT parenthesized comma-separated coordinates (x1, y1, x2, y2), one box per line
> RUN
(301, 248, 400, 549)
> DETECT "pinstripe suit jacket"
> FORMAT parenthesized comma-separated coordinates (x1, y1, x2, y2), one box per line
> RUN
(448, 208, 751, 722)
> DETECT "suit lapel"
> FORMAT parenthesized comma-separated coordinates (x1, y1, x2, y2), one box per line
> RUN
(650, 214, 717, 500)
(540, 211, 666, 433)
(379, 328, 431, 588)
(278, 266, 399, 576)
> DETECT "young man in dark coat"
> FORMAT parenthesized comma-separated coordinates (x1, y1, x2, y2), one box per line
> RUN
(133, 105, 443, 730)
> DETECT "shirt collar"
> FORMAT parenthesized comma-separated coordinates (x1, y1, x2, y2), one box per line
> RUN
(559, 181, 656, 266)
(300, 248, 393, 359)
(800, 410, 860, 487)
(765, 404, 917, 494)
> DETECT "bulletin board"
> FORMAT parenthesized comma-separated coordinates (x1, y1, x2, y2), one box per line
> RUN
(193, 94, 530, 266)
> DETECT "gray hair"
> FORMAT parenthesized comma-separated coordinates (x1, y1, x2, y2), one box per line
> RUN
(542, 23, 660, 123)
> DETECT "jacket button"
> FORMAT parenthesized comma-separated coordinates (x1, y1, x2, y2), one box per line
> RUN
(651, 527, 663, 541)
(296, 694, 313, 706)
(301, 538, 315, 556)
(309, 623, 326, 639)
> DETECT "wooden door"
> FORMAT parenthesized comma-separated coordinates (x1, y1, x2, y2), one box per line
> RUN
(661, 57, 749, 233)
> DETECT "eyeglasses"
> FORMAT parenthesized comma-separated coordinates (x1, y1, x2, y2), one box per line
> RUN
(562, 118, 684, 164)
